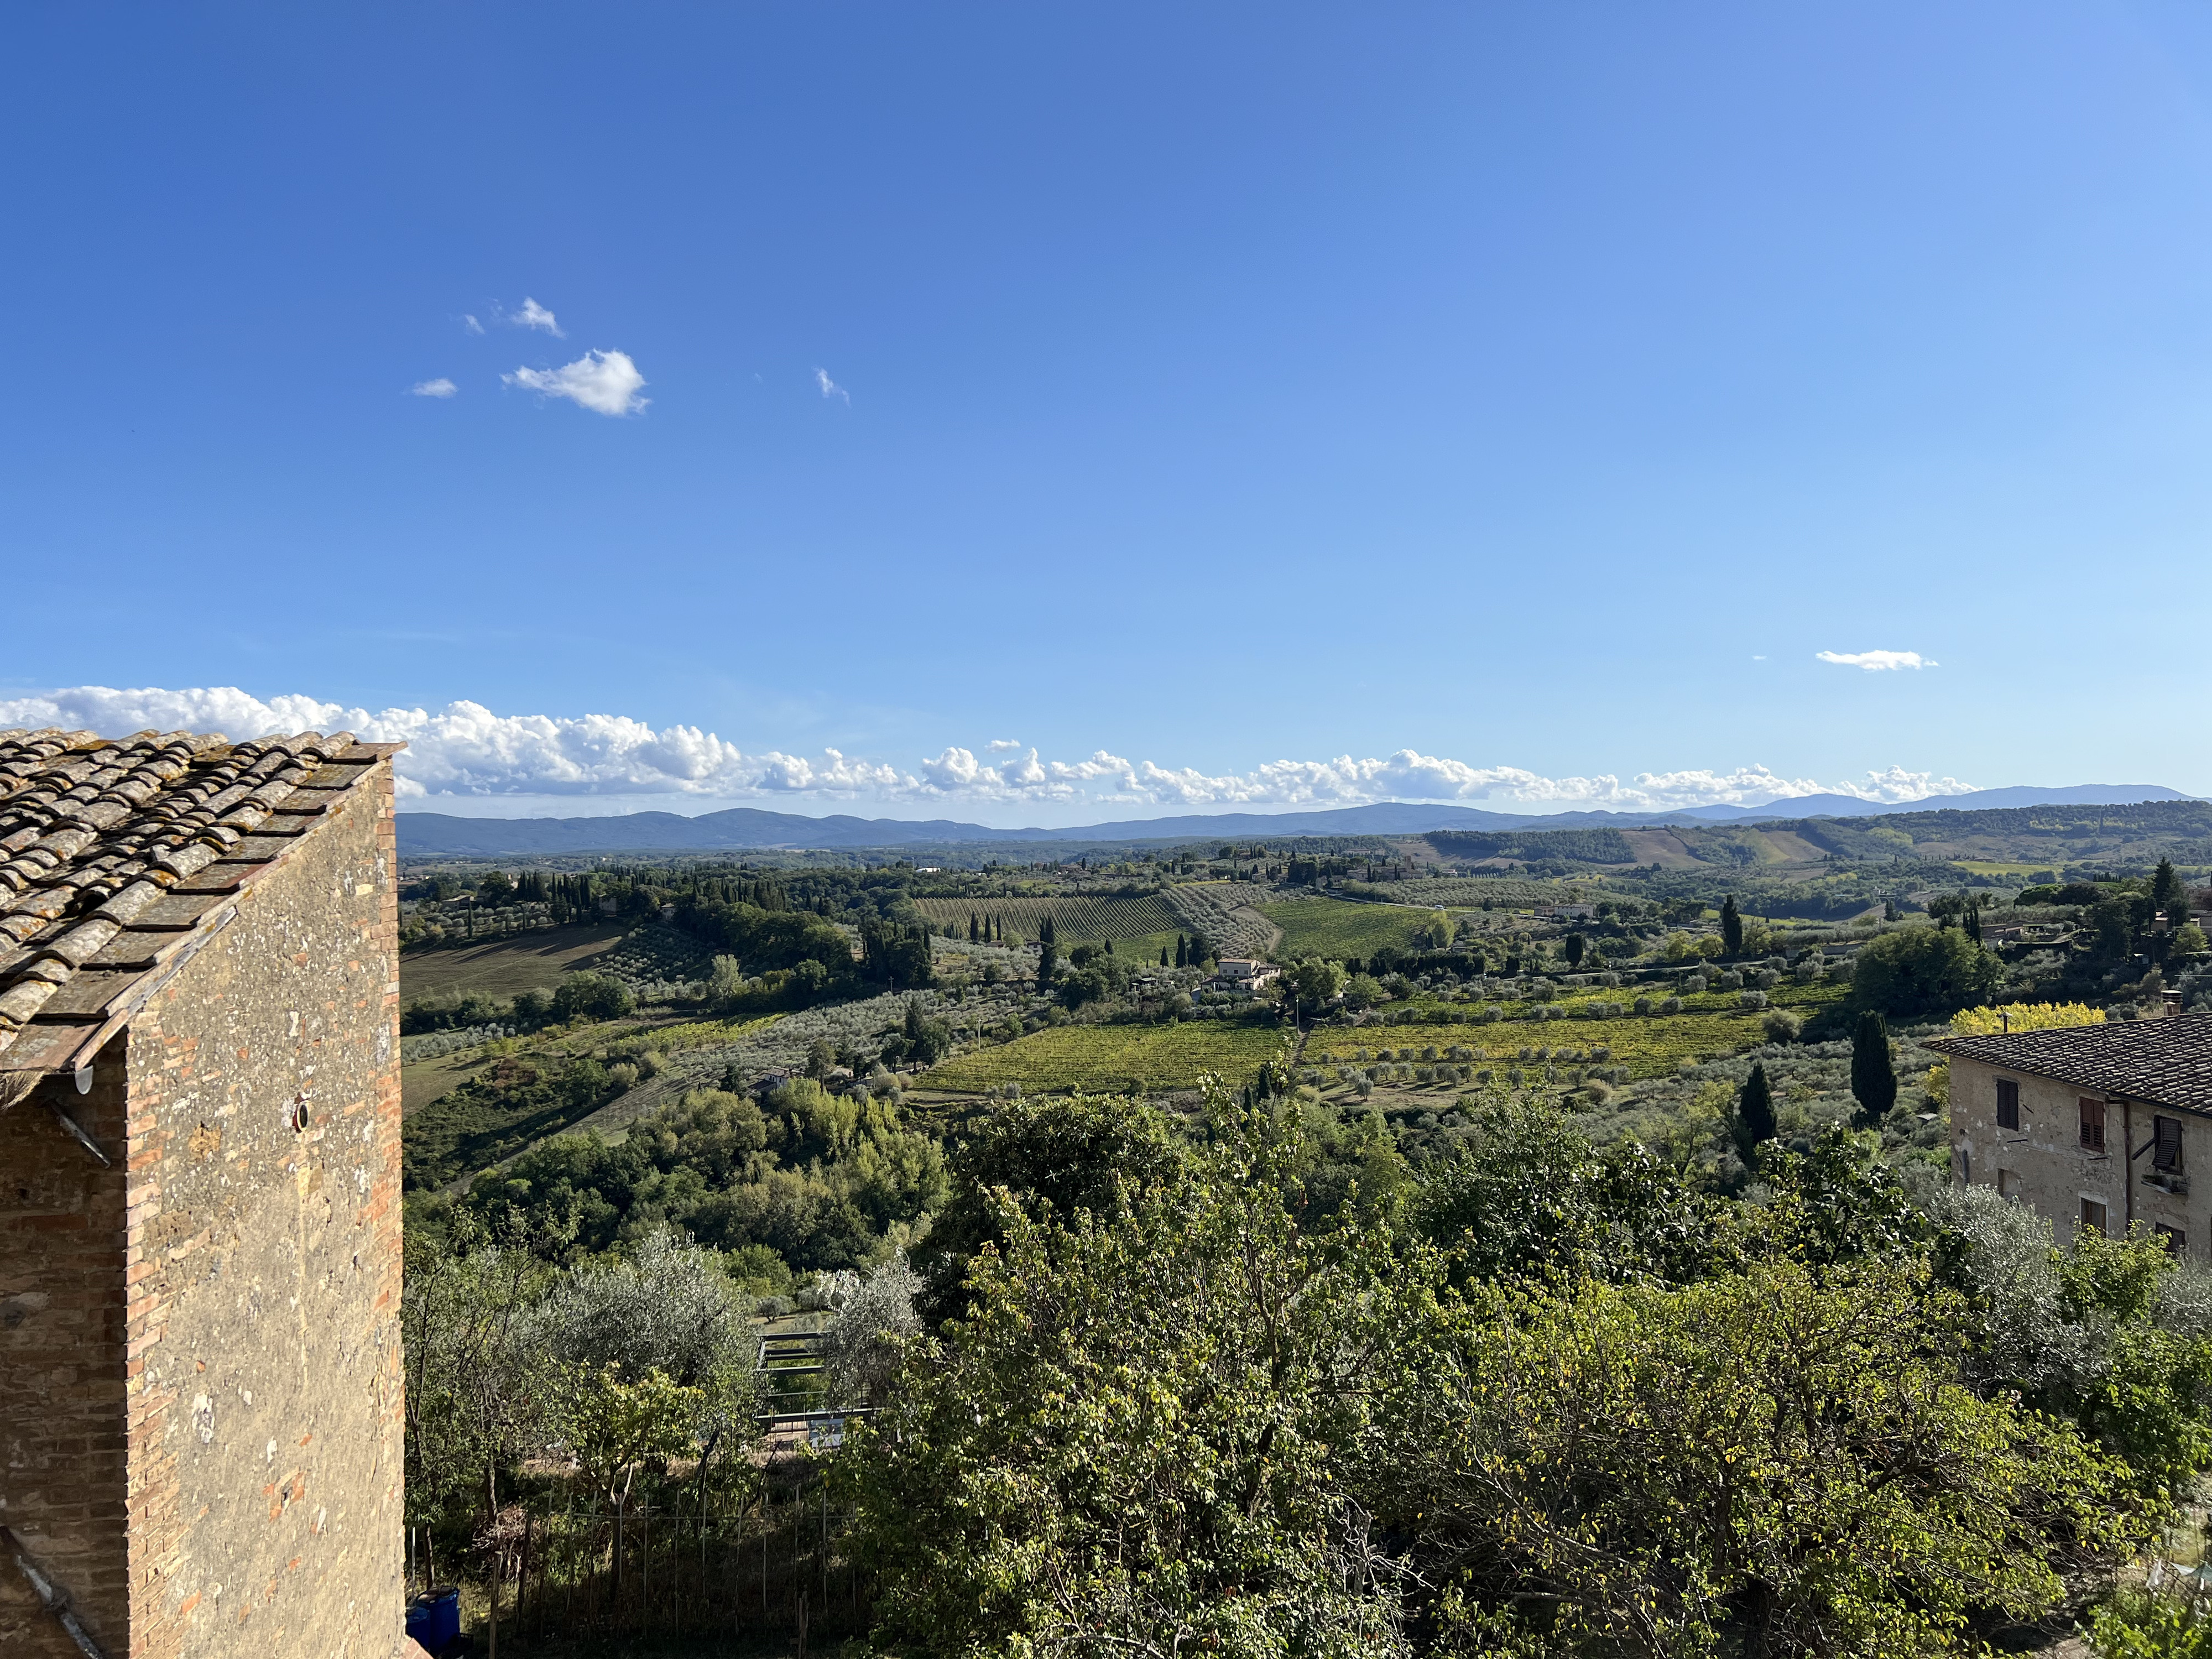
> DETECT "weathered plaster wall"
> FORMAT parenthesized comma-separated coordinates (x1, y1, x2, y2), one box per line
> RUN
(121, 760, 404, 1659)
(1950, 1052, 2203, 1249)
(0, 1052, 132, 1657)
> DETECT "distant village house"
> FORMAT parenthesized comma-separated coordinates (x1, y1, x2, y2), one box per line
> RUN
(1934, 1006, 2212, 1252)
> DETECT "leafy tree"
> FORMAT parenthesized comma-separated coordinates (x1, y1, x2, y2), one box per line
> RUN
(402, 1220, 555, 1543)
(845, 1103, 1412, 1657)
(1720, 894, 1744, 956)
(1341, 973, 1387, 1013)
(824, 1253, 922, 1408)
(1949, 1001, 2104, 1036)
(1733, 1061, 1776, 1165)
(478, 869, 517, 905)
(1058, 957, 1129, 1010)
(1564, 931, 1587, 967)
(910, 1092, 1188, 1324)
(553, 1363, 702, 1597)
(1281, 957, 1346, 1014)
(1415, 1097, 1720, 1286)
(553, 971, 634, 1022)
(706, 954, 745, 1004)
(1369, 1258, 2152, 1657)
(1853, 926, 2002, 1019)
(1851, 1009, 1898, 1128)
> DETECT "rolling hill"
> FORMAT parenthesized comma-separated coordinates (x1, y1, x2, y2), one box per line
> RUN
(396, 785, 2195, 857)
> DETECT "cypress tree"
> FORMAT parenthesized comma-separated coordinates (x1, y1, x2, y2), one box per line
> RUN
(1734, 1062, 1777, 1165)
(2153, 857, 2188, 922)
(1038, 940, 1057, 983)
(1851, 1010, 1898, 1128)
(1104, 937, 1114, 955)
(1720, 895, 1744, 956)
(1160, 946, 1170, 966)
(968, 912, 978, 943)
(1175, 935, 1187, 968)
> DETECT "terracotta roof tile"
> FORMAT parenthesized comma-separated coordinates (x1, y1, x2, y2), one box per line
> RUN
(0, 727, 397, 1070)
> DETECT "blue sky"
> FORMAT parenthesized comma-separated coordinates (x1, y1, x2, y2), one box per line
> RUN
(7, 3, 2212, 823)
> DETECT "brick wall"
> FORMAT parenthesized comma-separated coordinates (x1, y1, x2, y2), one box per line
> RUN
(0, 1052, 132, 1657)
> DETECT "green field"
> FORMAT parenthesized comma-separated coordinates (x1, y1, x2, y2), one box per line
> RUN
(915, 894, 1185, 948)
(401, 922, 629, 1002)
(1260, 898, 1445, 959)
(1309, 982, 1846, 1079)
(919, 1020, 1286, 1095)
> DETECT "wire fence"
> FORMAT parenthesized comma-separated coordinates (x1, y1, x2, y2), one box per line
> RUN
(406, 1461, 868, 1655)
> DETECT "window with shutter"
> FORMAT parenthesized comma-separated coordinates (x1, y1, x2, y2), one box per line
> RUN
(2079, 1098, 2107, 1153)
(1996, 1078, 2020, 1130)
(2080, 1197, 2109, 1236)
(2158, 1224, 2187, 1255)
(2156, 1116, 2184, 1172)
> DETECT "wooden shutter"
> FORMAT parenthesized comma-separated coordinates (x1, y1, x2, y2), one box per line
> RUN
(2079, 1098, 2107, 1152)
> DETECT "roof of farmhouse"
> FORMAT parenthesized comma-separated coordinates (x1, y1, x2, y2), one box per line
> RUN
(1927, 1014, 2212, 1115)
(0, 726, 400, 1074)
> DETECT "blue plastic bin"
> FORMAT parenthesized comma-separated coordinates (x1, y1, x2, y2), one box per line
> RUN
(407, 1587, 460, 1652)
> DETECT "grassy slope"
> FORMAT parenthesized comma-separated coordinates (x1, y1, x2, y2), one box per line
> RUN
(400, 922, 629, 1001)
(919, 1020, 1286, 1095)
(1260, 898, 1441, 958)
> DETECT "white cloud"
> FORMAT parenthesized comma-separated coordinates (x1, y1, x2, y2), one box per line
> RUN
(503, 350, 648, 417)
(512, 298, 565, 337)
(987, 738, 1024, 752)
(815, 367, 849, 404)
(462, 314, 485, 335)
(1817, 649, 1935, 671)
(0, 687, 1987, 817)
(411, 377, 457, 398)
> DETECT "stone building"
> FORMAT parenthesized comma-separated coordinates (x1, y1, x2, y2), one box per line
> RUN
(0, 727, 408, 1658)
(1933, 1011, 2212, 1251)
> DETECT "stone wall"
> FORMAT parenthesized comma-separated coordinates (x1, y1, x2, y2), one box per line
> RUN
(1950, 1051, 2204, 1250)
(122, 758, 404, 1658)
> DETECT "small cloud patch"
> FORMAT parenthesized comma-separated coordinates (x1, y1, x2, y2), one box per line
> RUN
(411, 378, 457, 399)
(1817, 649, 1934, 672)
(504, 350, 648, 417)
(815, 367, 849, 404)
(512, 298, 565, 337)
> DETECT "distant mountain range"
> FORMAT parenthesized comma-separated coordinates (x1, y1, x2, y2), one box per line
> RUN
(394, 784, 2195, 857)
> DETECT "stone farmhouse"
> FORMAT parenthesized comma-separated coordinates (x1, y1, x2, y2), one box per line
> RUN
(0, 727, 409, 1658)
(1933, 1010, 2212, 1251)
